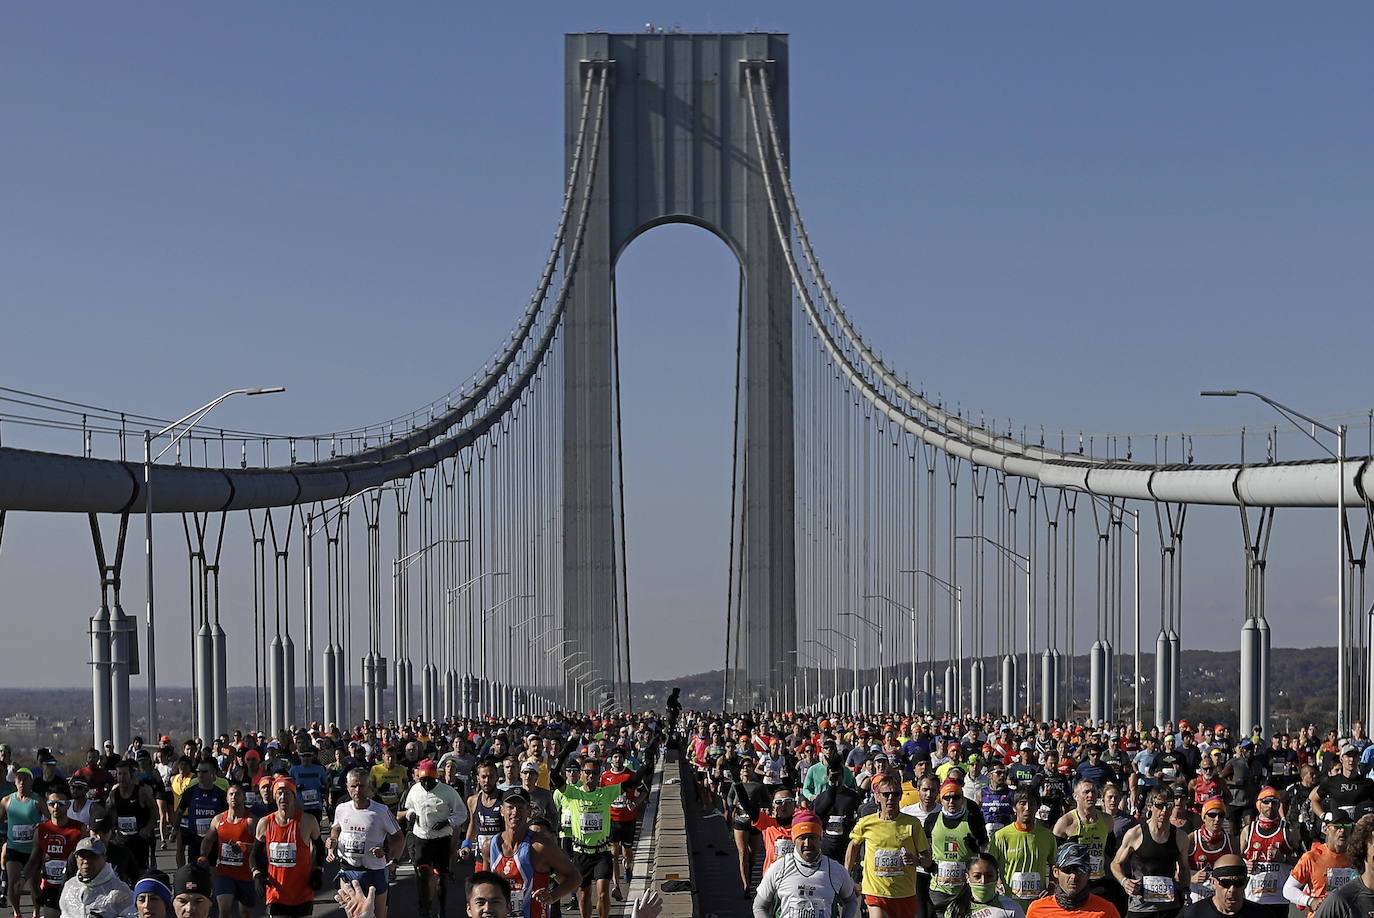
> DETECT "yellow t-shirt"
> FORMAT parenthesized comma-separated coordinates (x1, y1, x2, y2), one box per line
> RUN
(851, 812, 929, 900)
(369, 764, 409, 807)
(898, 780, 923, 813)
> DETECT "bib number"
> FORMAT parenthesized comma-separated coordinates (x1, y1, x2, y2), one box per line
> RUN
(43, 860, 64, 883)
(773, 837, 795, 859)
(195, 817, 212, 835)
(300, 788, 320, 807)
(1141, 876, 1175, 903)
(117, 816, 139, 835)
(579, 812, 604, 835)
(783, 898, 827, 918)
(937, 860, 968, 885)
(1327, 867, 1357, 890)
(339, 833, 365, 858)
(1089, 855, 1105, 880)
(1248, 869, 1279, 897)
(11, 824, 34, 843)
(873, 848, 905, 877)
(220, 842, 244, 867)
(268, 841, 297, 868)
(1011, 871, 1043, 897)
(825, 815, 846, 836)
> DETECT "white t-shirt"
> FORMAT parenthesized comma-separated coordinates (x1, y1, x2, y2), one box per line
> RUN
(332, 800, 401, 870)
(401, 782, 468, 840)
(754, 852, 856, 918)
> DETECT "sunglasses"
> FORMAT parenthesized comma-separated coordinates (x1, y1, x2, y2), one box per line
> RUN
(876, 791, 902, 799)
(774, 797, 796, 805)
(1215, 879, 1245, 890)
(942, 795, 963, 801)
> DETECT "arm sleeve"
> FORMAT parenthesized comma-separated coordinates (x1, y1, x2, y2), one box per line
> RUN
(1283, 873, 1310, 907)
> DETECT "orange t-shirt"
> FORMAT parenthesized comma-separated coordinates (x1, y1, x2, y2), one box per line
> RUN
(1290, 842, 1357, 909)
(1027, 893, 1120, 918)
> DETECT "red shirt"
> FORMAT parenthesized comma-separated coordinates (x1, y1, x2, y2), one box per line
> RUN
(34, 821, 83, 889)
(600, 770, 636, 822)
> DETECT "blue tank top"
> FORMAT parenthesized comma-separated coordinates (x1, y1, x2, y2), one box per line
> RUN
(180, 785, 228, 834)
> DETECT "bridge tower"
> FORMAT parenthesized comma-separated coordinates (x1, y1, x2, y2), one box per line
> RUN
(562, 32, 796, 708)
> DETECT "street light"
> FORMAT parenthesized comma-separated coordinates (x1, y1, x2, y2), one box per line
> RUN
(901, 569, 964, 713)
(144, 386, 284, 739)
(443, 571, 509, 715)
(804, 638, 839, 705)
(391, 538, 466, 720)
(819, 627, 859, 713)
(1203, 388, 1348, 731)
(953, 535, 1033, 718)
(864, 594, 919, 711)
(840, 612, 884, 711)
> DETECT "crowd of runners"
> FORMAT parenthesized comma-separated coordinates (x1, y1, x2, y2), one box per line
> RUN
(0, 711, 666, 918)
(678, 710, 1374, 918)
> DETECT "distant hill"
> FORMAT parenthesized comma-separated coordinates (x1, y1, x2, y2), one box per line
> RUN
(0, 646, 1338, 755)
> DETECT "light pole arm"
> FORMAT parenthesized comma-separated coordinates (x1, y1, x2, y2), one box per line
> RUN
(153, 387, 285, 460)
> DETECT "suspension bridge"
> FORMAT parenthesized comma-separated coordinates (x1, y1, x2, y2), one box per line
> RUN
(0, 32, 1370, 749)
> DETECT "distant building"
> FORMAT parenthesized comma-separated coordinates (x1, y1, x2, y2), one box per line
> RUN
(4, 714, 38, 732)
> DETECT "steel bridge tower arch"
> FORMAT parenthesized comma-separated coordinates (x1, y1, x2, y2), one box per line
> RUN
(562, 32, 796, 709)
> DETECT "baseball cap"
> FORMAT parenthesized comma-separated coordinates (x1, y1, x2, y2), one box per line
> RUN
(172, 864, 213, 899)
(74, 837, 107, 857)
(1019, 741, 1033, 750)
(501, 787, 532, 806)
(1325, 808, 1356, 826)
(414, 760, 438, 779)
(520, 760, 540, 774)
(1341, 744, 1359, 756)
(1055, 842, 1093, 872)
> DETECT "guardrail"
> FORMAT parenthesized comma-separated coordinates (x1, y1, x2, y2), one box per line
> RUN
(649, 747, 697, 918)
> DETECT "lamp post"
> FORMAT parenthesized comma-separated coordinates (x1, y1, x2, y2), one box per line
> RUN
(1203, 389, 1348, 732)
(819, 627, 859, 713)
(444, 571, 509, 716)
(864, 594, 919, 711)
(840, 612, 885, 710)
(391, 538, 465, 721)
(143, 386, 284, 743)
(952, 535, 1032, 717)
(901, 569, 964, 713)
(804, 638, 839, 706)
(478, 593, 535, 715)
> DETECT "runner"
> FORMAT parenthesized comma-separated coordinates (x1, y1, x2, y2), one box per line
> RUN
(328, 768, 404, 918)
(1238, 787, 1300, 918)
(1111, 788, 1190, 918)
(251, 776, 324, 918)
(1187, 799, 1240, 902)
(1, 767, 42, 918)
(925, 778, 989, 918)
(26, 790, 81, 918)
(752, 810, 857, 918)
(557, 757, 624, 918)
(1283, 811, 1355, 912)
(487, 787, 582, 918)
(846, 774, 933, 918)
(989, 788, 1057, 913)
(464, 762, 505, 871)
(980, 763, 1015, 836)
(169, 863, 215, 918)
(175, 760, 227, 870)
(289, 746, 329, 826)
(107, 759, 156, 874)
(1053, 778, 1116, 899)
(200, 782, 258, 918)
(1179, 854, 1253, 918)
(599, 748, 639, 900)
(56, 838, 134, 918)
(1026, 843, 1121, 918)
(399, 759, 469, 918)
(1304, 813, 1374, 918)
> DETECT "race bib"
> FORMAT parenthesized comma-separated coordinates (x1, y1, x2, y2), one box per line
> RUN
(579, 812, 604, 835)
(268, 841, 297, 867)
(1142, 876, 1175, 903)
(219, 842, 244, 867)
(300, 788, 320, 807)
(117, 816, 138, 835)
(937, 860, 968, 885)
(873, 848, 905, 877)
(246, 792, 261, 807)
(773, 837, 795, 858)
(195, 817, 212, 834)
(1327, 867, 1357, 890)
(1248, 868, 1280, 898)
(613, 794, 628, 809)
(11, 824, 34, 843)
(1011, 871, 1043, 897)
(825, 815, 845, 836)
(339, 833, 365, 858)
(783, 897, 827, 918)
(43, 860, 65, 882)
(1088, 855, 1105, 880)
(478, 834, 497, 859)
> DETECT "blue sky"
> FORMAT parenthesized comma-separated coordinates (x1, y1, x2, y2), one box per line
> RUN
(2, 3, 1371, 689)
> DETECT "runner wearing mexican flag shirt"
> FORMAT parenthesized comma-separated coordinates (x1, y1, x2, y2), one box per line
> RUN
(845, 774, 933, 918)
